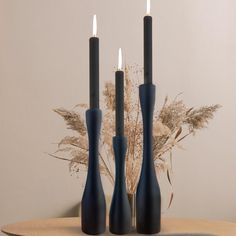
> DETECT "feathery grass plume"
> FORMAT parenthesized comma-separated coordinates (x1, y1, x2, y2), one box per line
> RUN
(185, 105, 221, 133)
(54, 108, 86, 135)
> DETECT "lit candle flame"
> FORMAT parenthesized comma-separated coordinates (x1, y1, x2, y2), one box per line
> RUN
(146, 0, 150, 15)
(118, 48, 122, 70)
(93, 15, 97, 36)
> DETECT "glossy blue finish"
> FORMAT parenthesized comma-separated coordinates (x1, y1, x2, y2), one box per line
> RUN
(81, 108, 106, 235)
(136, 84, 161, 234)
(109, 136, 131, 235)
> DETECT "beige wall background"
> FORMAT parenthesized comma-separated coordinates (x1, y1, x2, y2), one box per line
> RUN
(1, 0, 236, 232)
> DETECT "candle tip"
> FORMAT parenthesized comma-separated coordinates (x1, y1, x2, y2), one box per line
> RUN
(118, 48, 122, 70)
(146, 0, 150, 15)
(93, 14, 97, 36)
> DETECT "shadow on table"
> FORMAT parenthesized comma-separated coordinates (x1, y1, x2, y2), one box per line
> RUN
(76, 228, 218, 236)
(57, 206, 218, 236)
(128, 232, 217, 236)
(64, 228, 218, 236)
(148, 234, 217, 236)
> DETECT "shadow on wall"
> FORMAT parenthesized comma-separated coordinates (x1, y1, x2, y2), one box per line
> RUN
(69, 196, 113, 217)
(59, 203, 80, 217)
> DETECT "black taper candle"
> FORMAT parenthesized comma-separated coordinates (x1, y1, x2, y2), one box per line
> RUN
(144, 15, 152, 84)
(115, 70, 124, 136)
(89, 36, 99, 108)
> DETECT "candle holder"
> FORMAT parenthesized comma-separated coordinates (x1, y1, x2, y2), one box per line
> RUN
(81, 108, 106, 235)
(109, 136, 131, 235)
(136, 84, 161, 234)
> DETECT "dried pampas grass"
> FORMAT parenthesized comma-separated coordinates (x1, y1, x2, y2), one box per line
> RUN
(50, 65, 220, 207)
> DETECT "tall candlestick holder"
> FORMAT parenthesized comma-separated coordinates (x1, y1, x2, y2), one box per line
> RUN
(81, 108, 106, 235)
(136, 84, 161, 234)
(109, 136, 131, 235)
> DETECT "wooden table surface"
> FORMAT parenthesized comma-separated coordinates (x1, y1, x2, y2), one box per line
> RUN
(2, 217, 236, 236)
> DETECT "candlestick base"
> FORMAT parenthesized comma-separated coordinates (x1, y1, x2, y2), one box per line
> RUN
(136, 84, 161, 234)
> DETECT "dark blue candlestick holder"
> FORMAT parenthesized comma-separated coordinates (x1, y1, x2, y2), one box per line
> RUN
(109, 136, 131, 235)
(81, 108, 106, 235)
(136, 84, 161, 234)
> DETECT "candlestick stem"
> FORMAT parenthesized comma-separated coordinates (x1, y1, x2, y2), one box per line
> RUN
(81, 108, 106, 234)
(109, 136, 131, 234)
(136, 84, 161, 234)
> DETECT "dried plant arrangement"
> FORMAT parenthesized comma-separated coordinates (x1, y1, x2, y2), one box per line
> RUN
(49, 65, 220, 208)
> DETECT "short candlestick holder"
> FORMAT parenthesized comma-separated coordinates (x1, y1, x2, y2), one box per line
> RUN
(109, 136, 131, 235)
(81, 108, 106, 235)
(136, 83, 161, 234)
